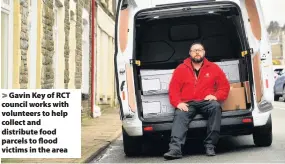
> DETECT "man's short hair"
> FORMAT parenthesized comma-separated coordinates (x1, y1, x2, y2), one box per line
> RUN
(190, 41, 205, 50)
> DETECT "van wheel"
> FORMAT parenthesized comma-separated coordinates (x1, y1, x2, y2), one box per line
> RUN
(122, 127, 143, 156)
(253, 115, 272, 147)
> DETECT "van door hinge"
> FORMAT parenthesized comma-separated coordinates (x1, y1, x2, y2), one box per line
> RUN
(130, 59, 141, 66)
(241, 48, 253, 57)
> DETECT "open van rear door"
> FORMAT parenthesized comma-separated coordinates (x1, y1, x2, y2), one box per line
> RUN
(239, 0, 274, 112)
(115, 0, 140, 119)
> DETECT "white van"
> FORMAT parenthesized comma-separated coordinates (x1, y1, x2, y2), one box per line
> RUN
(114, 0, 275, 156)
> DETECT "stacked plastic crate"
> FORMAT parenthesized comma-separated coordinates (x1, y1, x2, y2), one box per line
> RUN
(140, 69, 175, 118)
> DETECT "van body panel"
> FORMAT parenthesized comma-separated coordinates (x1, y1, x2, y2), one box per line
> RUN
(122, 116, 143, 136)
(252, 110, 271, 127)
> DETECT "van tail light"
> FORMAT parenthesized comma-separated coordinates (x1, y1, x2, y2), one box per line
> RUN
(242, 118, 252, 123)
(144, 126, 153, 131)
(266, 79, 269, 88)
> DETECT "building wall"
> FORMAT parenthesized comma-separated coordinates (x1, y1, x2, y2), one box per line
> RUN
(95, 0, 117, 106)
(271, 33, 285, 65)
(0, 0, 122, 115)
(2, 0, 92, 112)
(272, 44, 282, 59)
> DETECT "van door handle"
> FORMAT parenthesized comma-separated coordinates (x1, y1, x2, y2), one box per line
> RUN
(119, 69, 125, 75)
(120, 81, 125, 91)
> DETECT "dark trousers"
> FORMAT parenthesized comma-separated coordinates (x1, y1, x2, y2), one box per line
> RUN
(169, 100, 222, 152)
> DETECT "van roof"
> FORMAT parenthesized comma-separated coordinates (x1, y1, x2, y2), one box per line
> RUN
(143, 0, 240, 6)
(117, 0, 241, 10)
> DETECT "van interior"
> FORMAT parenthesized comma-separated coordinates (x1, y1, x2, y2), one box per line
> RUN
(133, 3, 254, 122)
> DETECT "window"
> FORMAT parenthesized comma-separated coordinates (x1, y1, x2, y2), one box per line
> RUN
(1, 0, 13, 89)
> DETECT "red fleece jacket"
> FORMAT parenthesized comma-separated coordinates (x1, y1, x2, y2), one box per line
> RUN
(169, 58, 230, 108)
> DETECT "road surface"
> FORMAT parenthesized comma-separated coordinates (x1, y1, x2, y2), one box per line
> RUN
(93, 101, 285, 163)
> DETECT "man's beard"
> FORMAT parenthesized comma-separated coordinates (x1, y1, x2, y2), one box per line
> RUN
(190, 55, 204, 63)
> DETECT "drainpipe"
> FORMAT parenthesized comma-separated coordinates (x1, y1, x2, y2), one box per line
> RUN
(91, 0, 98, 118)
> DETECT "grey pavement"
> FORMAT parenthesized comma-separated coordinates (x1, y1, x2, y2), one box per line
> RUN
(92, 101, 285, 163)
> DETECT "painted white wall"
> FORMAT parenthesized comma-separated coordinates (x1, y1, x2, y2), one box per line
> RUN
(97, 6, 115, 37)
(57, 4, 65, 89)
(96, 5, 116, 104)
(52, 2, 65, 89)
(53, 3, 59, 88)
(29, 0, 37, 89)
(82, 8, 90, 94)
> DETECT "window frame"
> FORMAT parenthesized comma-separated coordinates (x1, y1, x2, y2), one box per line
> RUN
(1, 0, 13, 89)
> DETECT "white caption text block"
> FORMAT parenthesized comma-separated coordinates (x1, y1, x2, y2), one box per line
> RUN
(0, 89, 81, 158)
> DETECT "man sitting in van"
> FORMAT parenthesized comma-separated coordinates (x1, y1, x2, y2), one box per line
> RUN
(164, 42, 230, 159)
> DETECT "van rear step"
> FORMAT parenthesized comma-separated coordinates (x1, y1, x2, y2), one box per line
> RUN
(140, 109, 252, 123)
(142, 116, 254, 135)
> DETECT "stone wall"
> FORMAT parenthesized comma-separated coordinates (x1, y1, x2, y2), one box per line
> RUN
(75, 0, 83, 89)
(41, 0, 55, 89)
(84, 0, 90, 12)
(64, 0, 71, 89)
(19, 0, 29, 89)
(87, 0, 92, 116)
(15, 0, 93, 115)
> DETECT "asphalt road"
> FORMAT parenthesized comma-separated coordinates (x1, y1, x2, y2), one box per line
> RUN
(93, 101, 285, 163)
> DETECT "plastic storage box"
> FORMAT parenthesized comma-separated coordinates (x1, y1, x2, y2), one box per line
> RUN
(141, 94, 175, 118)
(140, 69, 174, 95)
(215, 60, 240, 83)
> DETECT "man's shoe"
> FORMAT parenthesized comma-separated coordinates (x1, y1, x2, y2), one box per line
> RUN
(205, 147, 216, 156)
(163, 150, 182, 160)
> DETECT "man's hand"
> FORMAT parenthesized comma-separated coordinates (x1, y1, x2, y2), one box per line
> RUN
(177, 102, 189, 112)
(204, 95, 217, 101)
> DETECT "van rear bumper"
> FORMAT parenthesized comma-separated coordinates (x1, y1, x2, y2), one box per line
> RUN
(142, 116, 254, 136)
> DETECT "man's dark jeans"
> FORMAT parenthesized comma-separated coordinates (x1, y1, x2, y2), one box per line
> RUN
(168, 100, 222, 153)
